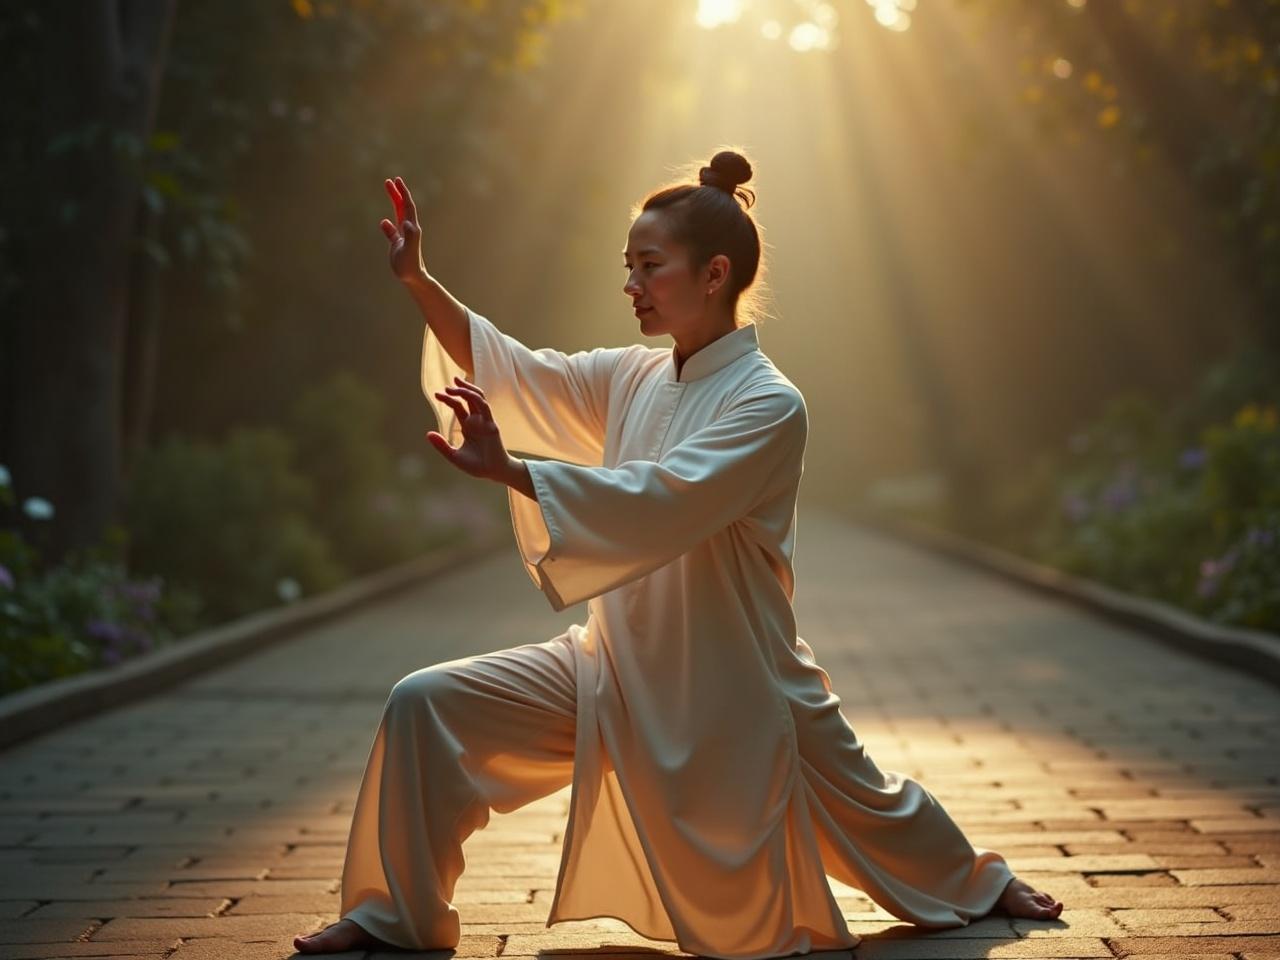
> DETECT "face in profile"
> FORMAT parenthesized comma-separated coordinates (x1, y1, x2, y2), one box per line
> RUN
(622, 209, 722, 339)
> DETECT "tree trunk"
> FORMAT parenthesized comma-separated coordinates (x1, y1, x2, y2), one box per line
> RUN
(122, 201, 163, 487)
(6, 0, 175, 564)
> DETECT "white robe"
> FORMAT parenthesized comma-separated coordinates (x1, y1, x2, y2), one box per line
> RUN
(419, 307, 1014, 959)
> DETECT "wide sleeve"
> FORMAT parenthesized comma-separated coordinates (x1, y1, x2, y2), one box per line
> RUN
(421, 304, 629, 466)
(508, 387, 808, 611)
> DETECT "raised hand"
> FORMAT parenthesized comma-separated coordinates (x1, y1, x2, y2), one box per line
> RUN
(379, 175, 425, 282)
(427, 377, 516, 482)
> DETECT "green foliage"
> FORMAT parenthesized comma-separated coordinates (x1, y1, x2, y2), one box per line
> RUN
(123, 427, 346, 623)
(0, 396, 491, 697)
(1015, 357, 1280, 632)
(953, 0, 1280, 341)
(287, 371, 443, 573)
(0, 464, 205, 694)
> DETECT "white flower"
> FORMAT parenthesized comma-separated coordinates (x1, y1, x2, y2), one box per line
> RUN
(276, 577, 302, 603)
(0, 464, 10, 487)
(22, 496, 54, 520)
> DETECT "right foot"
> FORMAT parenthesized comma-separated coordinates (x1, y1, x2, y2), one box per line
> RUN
(294, 918, 392, 954)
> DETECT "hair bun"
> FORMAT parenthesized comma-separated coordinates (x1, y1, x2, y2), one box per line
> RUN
(698, 150, 753, 197)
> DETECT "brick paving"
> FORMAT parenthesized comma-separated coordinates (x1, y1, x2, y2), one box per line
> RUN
(1, 507, 1277, 960)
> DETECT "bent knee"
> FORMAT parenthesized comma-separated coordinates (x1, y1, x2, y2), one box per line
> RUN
(388, 663, 461, 710)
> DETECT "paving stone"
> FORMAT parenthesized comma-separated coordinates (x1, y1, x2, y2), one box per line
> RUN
(1064, 842, 1226, 856)
(505, 930, 685, 952)
(158, 879, 337, 898)
(1169, 868, 1280, 886)
(1086, 874, 1179, 887)
(1062, 885, 1280, 908)
(367, 934, 500, 958)
(1225, 904, 1280, 920)
(90, 914, 325, 941)
(1007, 854, 1161, 872)
(0, 884, 167, 902)
(4, 516, 1279, 959)
(224, 894, 339, 915)
(0, 920, 99, 944)
(166, 939, 364, 960)
(842, 938, 1112, 958)
(1111, 936, 1280, 953)
(1138, 921, 1280, 935)
(23, 899, 227, 919)
(0, 942, 175, 959)
(453, 889, 535, 904)
(1111, 908, 1228, 927)
(1011, 908, 1125, 936)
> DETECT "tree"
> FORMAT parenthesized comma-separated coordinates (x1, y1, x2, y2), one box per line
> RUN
(1, 1, 177, 562)
(0, 0, 582, 564)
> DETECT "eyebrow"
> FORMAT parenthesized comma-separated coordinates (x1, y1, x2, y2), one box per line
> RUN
(622, 247, 663, 258)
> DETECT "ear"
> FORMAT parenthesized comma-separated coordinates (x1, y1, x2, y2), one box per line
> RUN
(708, 253, 732, 287)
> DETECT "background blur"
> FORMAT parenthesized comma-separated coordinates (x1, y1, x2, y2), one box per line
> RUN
(1, 0, 1277, 692)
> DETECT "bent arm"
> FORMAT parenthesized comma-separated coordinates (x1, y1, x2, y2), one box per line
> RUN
(422, 305, 632, 465)
(403, 268, 473, 377)
(507, 389, 808, 610)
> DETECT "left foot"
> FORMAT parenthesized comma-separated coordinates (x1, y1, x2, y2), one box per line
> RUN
(991, 876, 1063, 920)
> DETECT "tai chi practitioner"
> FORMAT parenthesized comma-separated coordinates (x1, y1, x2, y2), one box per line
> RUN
(296, 151, 1064, 957)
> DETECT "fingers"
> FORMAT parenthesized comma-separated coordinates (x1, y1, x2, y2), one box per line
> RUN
(433, 392, 469, 421)
(379, 218, 398, 241)
(385, 178, 405, 225)
(450, 374, 484, 396)
(442, 377, 491, 419)
(395, 175, 418, 224)
(425, 431, 457, 463)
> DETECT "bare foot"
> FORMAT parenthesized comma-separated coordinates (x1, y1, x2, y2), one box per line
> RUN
(294, 918, 393, 954)
(992, 876, 1064, 920)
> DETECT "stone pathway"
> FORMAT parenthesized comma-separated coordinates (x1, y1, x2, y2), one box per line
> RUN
(1, 507, 1278, 960)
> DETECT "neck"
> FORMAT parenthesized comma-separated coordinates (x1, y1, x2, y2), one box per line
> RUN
(673, 314, 738, 373)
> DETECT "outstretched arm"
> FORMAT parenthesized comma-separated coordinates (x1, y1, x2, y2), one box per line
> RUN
(380, 175, 473, 376)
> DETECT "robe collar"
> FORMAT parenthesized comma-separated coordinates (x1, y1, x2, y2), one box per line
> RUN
(669, 323, 760, 383)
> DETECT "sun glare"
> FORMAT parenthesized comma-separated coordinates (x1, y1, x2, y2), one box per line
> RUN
(695, 0, 844, 48)
(696, 0, 746, 29)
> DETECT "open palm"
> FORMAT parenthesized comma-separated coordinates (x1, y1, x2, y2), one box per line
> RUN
(380, 175, 424, 282)
(427, 377, 513, 482)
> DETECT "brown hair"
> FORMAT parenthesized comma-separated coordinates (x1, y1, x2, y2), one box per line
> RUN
(632, 147, 770, 328)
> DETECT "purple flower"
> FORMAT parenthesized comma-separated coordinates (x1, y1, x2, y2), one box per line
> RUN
(0, 564, 13, 590)
(1060, 492, 1091, 523)
(1196, 547, 1240, 599)
(1245, 527, 1277, 548)
(1101, 476, 1138, 511)
(85, 619, 126, 645)
(121, 579, 162, 605)
(1178, 446, 1207, 470)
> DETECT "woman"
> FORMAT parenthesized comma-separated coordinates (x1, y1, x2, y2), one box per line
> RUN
(295, 151, 1064, 957)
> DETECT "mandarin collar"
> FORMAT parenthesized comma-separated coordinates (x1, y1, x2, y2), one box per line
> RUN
(668, 323, 760, 383)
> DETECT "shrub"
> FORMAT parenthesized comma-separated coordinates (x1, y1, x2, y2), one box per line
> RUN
(123, 427, 346, 622)
(288, 371, 435, 573)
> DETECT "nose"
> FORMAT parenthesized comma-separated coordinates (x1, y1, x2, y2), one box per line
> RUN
(622, 271, 642, 298)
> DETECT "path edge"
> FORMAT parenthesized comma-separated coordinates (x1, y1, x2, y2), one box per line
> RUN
(0, 531, 508, 752)
(848, 506, 1280, 688)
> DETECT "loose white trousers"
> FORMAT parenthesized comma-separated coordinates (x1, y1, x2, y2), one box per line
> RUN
(338, 628, 1013, 955)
